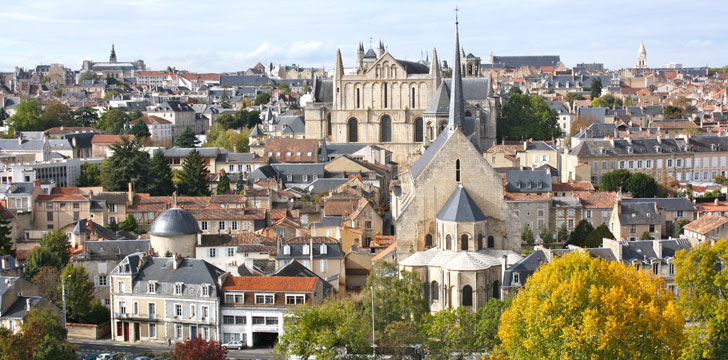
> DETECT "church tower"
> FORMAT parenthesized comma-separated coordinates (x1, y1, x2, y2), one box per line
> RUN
(636, 42, 647, 68)
(109, 44, 117, 63)
(447, 18, 465, 133)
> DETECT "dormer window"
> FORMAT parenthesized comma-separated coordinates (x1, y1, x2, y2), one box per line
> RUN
(627, 146, 633, 154)
(202, 284, 210, 297)
(537, 181, 543, 188)
(174, 283, 183, 295)
(654, 146, 661, 153)
(711, 144, 718, 151)
(148, 281, 157, 294)
(512, 273, 520, 285)
(527, 181, 532, 189)
(320, 244, 327, 255)
(283, 245, 290, 255)
(302, 244, 310, 255)
(516, 181, 521, 189)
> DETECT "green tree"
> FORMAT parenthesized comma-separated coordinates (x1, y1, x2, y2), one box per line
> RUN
(539, 227, 553, 246)
(32, 333, 77, 360)
(204, 123, 250, 152)
(41, 103, 75, 127)
(73, 107, 98, 127)
(557, 223, 569, 243)
(278, 82, 291, 94)
(675, 240, 728, 359)
(216, 170, 230, 195)
(54, 88, 63, 98)
(276, 299, 369, 358)
(235, 173, 245, 194)
(8, 100, 46, 132)
(118, 214, 138, 232)
(521, 224, 534, 245)
(79, 71, 96, 81)
(128, 109, 142, 120)
(674, 218, 691, 238)
(625, 172, 657, 198)
(497, 93, 561, 142)
(499, 252, 684, 359)
(599, 169, 632, 192)
(254, 92, 271, 105)
(175, 127, 199, 148)
(25, 247, 62, 279)
(95, 108, 129, 134)
(567, 219, 594, 247)
(129, 120, 151, 138)
(100, 137, 151, 192)
(0, 214, 14, 257)
(1, 307, 76, 360)
(565, 93, 585, 107)
(147, 150, 175, 196)
(508, 86, 522, 95)
(77, 162, 101, 187)
(640, 231, 652, 240)
(59, 264, 109, 324)
(362, 261, 428, 332)
(584, 223, 615, 248)
(176, 149, 210, 196)
(590, 77, 602, 99)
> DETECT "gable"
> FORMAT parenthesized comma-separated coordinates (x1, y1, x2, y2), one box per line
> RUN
(364, 53, 407, 77)
(325, 156, 370, 173)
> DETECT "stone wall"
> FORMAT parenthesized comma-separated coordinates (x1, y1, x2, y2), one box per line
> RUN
(66, 321, 110, 340)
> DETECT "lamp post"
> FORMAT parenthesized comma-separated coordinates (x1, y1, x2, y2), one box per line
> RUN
(61, 274, 71, 328)
(370, 285, 376, 358)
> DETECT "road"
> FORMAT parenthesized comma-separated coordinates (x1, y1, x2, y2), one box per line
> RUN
(71, 339, 275, 359)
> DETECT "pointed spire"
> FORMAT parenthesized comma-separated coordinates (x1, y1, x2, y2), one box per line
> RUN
(335, 48, 343, 78)
(447, 16, 465, 133)
(109, 44, 117, 63)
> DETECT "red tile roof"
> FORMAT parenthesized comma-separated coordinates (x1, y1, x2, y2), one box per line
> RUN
(683, 215, 728, 235)
(577, 192, 617, 209)
(263, 138, 319, 163)
(552, 182, 595, 192)
(91, 134, 133, 144)
(222, 276, 317, 292)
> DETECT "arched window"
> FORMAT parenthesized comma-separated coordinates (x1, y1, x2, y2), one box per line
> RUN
(455, 159, 461, 182)
(348, 118, 358, 143)
(446, 234, 452, 250)
(477, 234, 484, 250)
(415, 117, 423, 142)
(492, 281, 500, 299)
(465, 110, 472, 117)
(356, 88, 360, 108)
(411, 87, 416, 108)
(461, 234, 468, 251)
(467, 64, 473, 75)
(423, 281, 430, 302)
(487, 236, 495, 248)
(380, 115, 391, 142)
(425, 234, 433, 248)
(431, 281, 439, 300)
(326, 113, 332, 137)
(427, 123, 434, 140)
(383, 83, 388, 108)
(462, 285, 473, 306)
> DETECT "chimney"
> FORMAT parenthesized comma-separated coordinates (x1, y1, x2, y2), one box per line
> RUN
(86, 218, 93, 228)
(127, 182, 134, 206)
(72, 137, 77, 148)
(172, 253, 181, 269)
(197, 233, 202, 246)
(33, 178, 41, 188)
(715, 198, 719, 205)
(26, 298, 31, 311)
(310, 237, 314, 271)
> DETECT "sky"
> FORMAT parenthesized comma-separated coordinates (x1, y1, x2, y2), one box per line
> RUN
(1, 0, 725, 73)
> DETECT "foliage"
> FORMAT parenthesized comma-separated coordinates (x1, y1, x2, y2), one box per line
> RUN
(497, 93, 561, 142)
(25, 247, 62, 279)
(60, 264, 94, 323)
(591, 94, 623, 108)
(0, 214, 14, 257)
(570, 114, 599, 136)
(0, 308, 75, 360)
(557, 223, 569, 243)
(508, 87, 522, 95)
(8, 100, 52, 132)
(498, 252, 684, 359)
(584, 224, 615, 248)
(216, 170, 230, 195)
(278, 82, 291, 94)
(567, 219, 594, 247)
(95, 108, 129, 134)
(129, 120, 150, 138)
(79, 71, 96, 81)
(664, 97, 694, 120)
(100, 137, 151, 192)
(674, 239, 728, 359)
(128, 109, 143, 120)
(362, 261, 428, 332)
(657, 173, 680, 197)
(204, 123, 251, 152)
(176, 149, 211, 196)
(625, 172, 657, 198)
(590, 77, 603, 99)
(714, 175, 728, 186)
(31, 266, 61, 304)
(235, 173, 245, 194)
(173, 337, 228, 360)
(377, 320, 424, 358)
(276, 298, 369, 358)
(674, 218, 691, 238)
(118, 214, 138, 232)
(77, 162, 102, 187)
(147, 150, 175, 196)
(521, 224, 534, 245)
(599, 169, 632, 192)
(42, 103, 75, 127)
(73, 107, 98, 127)
(216, 109, 261, 129)
(254, 92, 271, 105)
(539, 227, 553, 246)
(174, 127, 199, 148)
(565, 93, 585, 107)
(640, 231, 652, 240)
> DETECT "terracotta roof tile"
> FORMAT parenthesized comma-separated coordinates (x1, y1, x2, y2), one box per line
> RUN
(577, 192, 617, 209)
(222, 276, 317, 292)
(91, 134, 133, 144)
(552, 182, 595, 192)
(188, 208, 266, 220)
(683, 215, 728, 235)
(263, 138, 319, 163)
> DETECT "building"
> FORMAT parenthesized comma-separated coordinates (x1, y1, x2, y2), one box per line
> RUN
(276, 237, 344, 290)
(148, 207, 201, 258)
(636, 42, 647, 69)
(109, 253, 226, 343)
(683, 214, 728, 246)
(82, 45, 146, 80)
(608, 196, 662, 241)
(0, 276, 58, 333)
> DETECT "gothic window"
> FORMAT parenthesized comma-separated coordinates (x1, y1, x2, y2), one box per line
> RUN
(462, 285, 473, 306)
(492, 281, 500, 299)
(326, 113, 332, 137)
(467, 64, 473, 75)
(356, 88, 360, 108)
(415, 117, 424, 142)
(456, 159, 461, 182)
(477, 234, 484, 250)
(425, 234, 433, 248)
(431, 281, 439, 301)
(380, 115, 391, 142)
(411, 87, 416, 108)
(383, 83, 388, 108)
(348, 118, 358, 143)
(487, 236, 495, 248)
(461, 234, 468, 251)
(427, 123, 434, 140)
(446, 234, 452, 250)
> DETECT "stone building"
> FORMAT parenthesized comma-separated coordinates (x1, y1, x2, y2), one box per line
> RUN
(81, 45, 146, 80)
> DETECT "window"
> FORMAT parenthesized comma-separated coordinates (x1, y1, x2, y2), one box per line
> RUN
(302, 244, 309, 255)
(619, 160, 625, 169)
(252, 317, 265, 325)
(487, 236, 495, 248)
(223, 316, 235, 324)
(669, 263, 675, 275)
(513, 273, 520, 285)
(133, 301, 138, 315)
(255, 294, 274, 304)
(231, 221, 238, 230)
(455, 159, 461, 182)
(415, 117, 423, 142)
(119, 301, 126, 314)
(320, 259, 328, 272)
(175, 304, 182, 317)
(47, 212, 53, 221)
(649, 224, 655, 233)
(380, 115, 391, 142)
(320, 244, 327, 255)
(203, 327, 210, 340)
(461, 234, 468, 251)
(556, 210, 564, 216)
(348, 118, 358, 142)
(425, 234, 433, 247)
(446, 234, 452, 250)
(667, 159, 673, 168)
(412, 87, 416, 108)
(568, 219, 574, 228)
(286, 295, 305, 305)
(118, 281, 125, 293)
(148, 303, 156, 318)
(208, 248, 217, 258)
(283, 245, 290, 255)
(227, 248, 235, 257)
(431, 281, 439, 300)
(365, 221, 372, 230)
(190, 304, 195, 318)
(15, 198, 21, 208)
(175, 324, 183, 339)
(630, 225, 637, 234)
(652, 263, 659, 275)
(174, 283, 183, 295)
(96, 276, 108, 286)
(586, 210, 592, 218)
(148, 282, 157, 293)
(202, 285, 209, 297)
(149, 323, 156, 338)
(567, 209, 575, 216)
(202, 306, 209, 319)
(200, 221, 208, 230)
(108, 204, 117, 213)
(674, 210, 685, 218)
(218, 221, 225, 230)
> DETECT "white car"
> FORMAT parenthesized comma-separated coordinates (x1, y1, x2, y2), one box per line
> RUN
(221, 340, 245, 350)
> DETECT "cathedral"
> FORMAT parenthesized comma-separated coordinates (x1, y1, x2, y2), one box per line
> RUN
(304, 36, 499, 164)
(395, 19, 521, 312)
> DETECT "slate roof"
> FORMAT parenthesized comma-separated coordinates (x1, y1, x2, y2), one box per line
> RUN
(149, 208, 201, 236)
(276, 239, 343, 260)
(48, 139, 72, 151)
(125, 256, 224, 286)
(623, 198, 694, 212)
(363, 49, 377, 58)
(504, 170, 552, 193)
(436, 185, 487, 222)
(0, 296, 47, 320)
(424, 78, 492, 114)
(0, 139, 45, 151)
(546, 101, 569, 115)
(399, 248, 513, 271)
(304, 179, 350, 195)
(492, 55, 560, 68)
(570, 137, 686, 157)
(396, 59, 429, 74)
(82, 240, 151, 258)
(618, 202, 660, 225)
(220, 75, 275, 87)
(164, 147, 225, 158)
(313, 79, 333, 103)
(502, 250, 547, 287)
(410, 128, 450, 179)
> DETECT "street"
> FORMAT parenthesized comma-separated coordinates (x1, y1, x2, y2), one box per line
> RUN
(70, 339, 275, 359)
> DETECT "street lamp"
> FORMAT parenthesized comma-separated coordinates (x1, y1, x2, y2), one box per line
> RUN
(62, 274, 71, 328)
(370, 285, 376, 358)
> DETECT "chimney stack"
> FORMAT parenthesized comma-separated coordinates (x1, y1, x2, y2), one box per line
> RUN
(127, 182, 134, 206)
(26, 298, 31, 311)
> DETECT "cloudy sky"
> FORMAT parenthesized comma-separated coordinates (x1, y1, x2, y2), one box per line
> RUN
(1, 0, 724, 73)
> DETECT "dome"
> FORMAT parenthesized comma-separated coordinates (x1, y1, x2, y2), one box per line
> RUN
(149, 208, 200, 236)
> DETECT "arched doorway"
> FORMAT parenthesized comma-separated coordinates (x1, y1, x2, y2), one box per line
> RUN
(462, 285, 473, 306)
(492, 281, 500, 299)
(347, 118, 358, 142)
(461, 234, 468, 251)
(415, 117, 423, 142)
(425, 234, 433, 248)
(380, 115, 391, 142)
(487, 236, 495, 248)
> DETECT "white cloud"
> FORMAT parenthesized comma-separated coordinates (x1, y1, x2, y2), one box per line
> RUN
(287, 41, 324, 57)
(0, 12, 87, 24)
(686, 39, 712, 48)
(245, 41, 283, 59)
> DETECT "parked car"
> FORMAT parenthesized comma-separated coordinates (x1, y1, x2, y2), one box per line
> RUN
(82, 354, 98, 360)
(97, 354, 119, 360)
(221, 340, 245, 350)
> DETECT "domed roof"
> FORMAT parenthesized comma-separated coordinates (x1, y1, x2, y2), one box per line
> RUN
(149, 208, 200, 236)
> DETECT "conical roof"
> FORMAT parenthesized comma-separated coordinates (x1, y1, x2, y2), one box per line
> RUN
(638, 42, 646, 54)
(436, 185, 486, 222)
(447, 16, 465, 132)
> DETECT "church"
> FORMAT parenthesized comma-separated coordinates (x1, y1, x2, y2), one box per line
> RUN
(395, 18, 521, 312)
(81, 45, 146, 80)
(304, 36, 499, 164)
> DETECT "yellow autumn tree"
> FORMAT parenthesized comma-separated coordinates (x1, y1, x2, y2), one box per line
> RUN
(497, 251, 684, 359)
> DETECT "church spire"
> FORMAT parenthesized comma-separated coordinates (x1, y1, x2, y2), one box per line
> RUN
(109, 44, 117, 63)
(447, 12, 465, 133)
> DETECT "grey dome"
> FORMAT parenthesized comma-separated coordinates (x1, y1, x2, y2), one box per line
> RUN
(149, 208, 200, 236)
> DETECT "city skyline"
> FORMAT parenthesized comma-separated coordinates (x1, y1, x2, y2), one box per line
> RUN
(1, 0, 725, 73)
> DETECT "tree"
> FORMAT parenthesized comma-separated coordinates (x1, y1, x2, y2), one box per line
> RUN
(42, 103, 75, 127)
(31, 266, 61, 304)
(278, 82, 291, 94)
(147, 150, 175, 196)
(73, 107, 98, 127)
(674, 218, 691, 238)
(497, 93, 561, 142)
(584, 223, 615, 248)
(508, 86, 522, 95)
(362, 261, 428, 332)
(0, 214, 14, 257)
(567, 219, 594, 247)
(521, 224, 534, 245)
(657, 173, 679, 197)
(664, 97, 694, 120)
(640, 231, 652, 240)
(254, 92, 271, 105)
(176, 149, 210, 196)
(276, 298, 369, 359)
(570, 114, 599, 136)
(565, 93, 585, 107)
(539, 227, 553, 246)
(216, 170, 230, 195)
(59, 264, 109, 325)
(79, 71, 96, 81)
(557, 223, 569, 243)
(8, 100, 48, 132)
(129, 120, 150, 138)
(128, 109, 143, 121)
(118, 214, 138, 232)
(25, 247, 62, 279)
(77, 162, 101, 187)
(235, 173, 245, 194)
(498, 252, 684, 359)
(173, 337, 227, 360)
(95, 108, 129, 134)
(625, 172, 657, 198)
(590, 77, 602, 99)
(378, 320, 424, 358)
(6, 308, 77, 360)
(100, 137, 151, 192)
(204, 124, 250, 152)
(175, 127, 199, 148)
(599, 169, 632, 192)
(32, 333, 77, 360)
